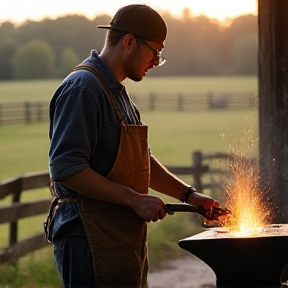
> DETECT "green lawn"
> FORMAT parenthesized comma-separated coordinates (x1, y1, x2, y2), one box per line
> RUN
(0, 76, 258, 103)
(124, 75, 258, 95)
(144, 109, 258, 165)
(0, 109, 258, 181)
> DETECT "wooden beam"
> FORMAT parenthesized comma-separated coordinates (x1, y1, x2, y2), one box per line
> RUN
(258, 0, 288, 222)
(0, 234, 50, 264)
(0, 199, 51, 224)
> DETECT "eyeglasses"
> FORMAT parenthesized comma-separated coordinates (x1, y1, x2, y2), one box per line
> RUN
(136, 38, 166, 66)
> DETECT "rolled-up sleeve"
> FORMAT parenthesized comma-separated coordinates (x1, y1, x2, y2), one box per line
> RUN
(49, 82, 102, 181)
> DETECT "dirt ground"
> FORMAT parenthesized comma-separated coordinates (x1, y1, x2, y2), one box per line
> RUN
(148, 254, 217, 288)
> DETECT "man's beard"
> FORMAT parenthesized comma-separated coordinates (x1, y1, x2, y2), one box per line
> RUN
(124, 49, 144, 82)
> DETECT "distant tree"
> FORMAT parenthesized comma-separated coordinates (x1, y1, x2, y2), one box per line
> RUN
(160, 12, 223, 75)
(231, 33, 258, 75)
(0, 21, 16, 41)
(0, 41, 17, 80)
(0, 22, 18, 79)
(190, 48, 221, 75)
(1, 12, 258, 78)
(56, 47, 80, 77)
(12, 39, 56, 79)
(220, 14, 257, 69)
(226, 14, 257, 40)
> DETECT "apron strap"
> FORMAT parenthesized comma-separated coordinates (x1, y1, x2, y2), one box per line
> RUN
(73, 64, 126, 125)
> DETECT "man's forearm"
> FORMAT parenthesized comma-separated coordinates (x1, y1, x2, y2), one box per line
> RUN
(149, 155, 188, 200)
(57, 167, 139, 208)
(149, 155, 219, 208)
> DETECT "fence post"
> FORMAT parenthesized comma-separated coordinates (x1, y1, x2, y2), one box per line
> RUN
(193, 151, 203, 193)
(36, 102, 42, 122)
(10, 192, 21, 245)
(177, 94, 183, 111)
(208, 92, 213, 109)
(25, 102, 31, 124)
(9, 179, 22, 246)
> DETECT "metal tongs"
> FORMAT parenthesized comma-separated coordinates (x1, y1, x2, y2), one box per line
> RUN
(165, 203, 232, 227)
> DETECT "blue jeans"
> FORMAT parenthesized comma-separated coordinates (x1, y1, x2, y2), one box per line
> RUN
(53, 235, 95, 288)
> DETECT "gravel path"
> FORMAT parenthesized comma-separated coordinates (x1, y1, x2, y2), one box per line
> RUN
(148, 255, 217, 288)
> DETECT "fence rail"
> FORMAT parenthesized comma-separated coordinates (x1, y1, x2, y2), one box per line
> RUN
(0, 92, 257, 126)
(0, 150, 230, 264)
(0, 171, 51, 263)
(133, 92, 258, 111)
(0, 101, 49, 126)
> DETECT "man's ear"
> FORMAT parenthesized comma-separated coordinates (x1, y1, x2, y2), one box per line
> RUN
(123, 34, 135, 49)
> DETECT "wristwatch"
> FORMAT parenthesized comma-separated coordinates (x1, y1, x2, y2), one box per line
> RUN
(184, 186, 196, 203)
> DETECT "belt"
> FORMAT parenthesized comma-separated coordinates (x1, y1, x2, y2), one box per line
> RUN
(44, 197, 79, 243)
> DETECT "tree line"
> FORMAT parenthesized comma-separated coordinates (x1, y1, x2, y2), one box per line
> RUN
(0, 10, 258, 80)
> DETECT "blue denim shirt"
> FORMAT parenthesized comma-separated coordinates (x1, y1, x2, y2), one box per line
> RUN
(48, 50, 141, 240)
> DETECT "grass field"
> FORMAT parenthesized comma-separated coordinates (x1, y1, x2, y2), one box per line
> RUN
(0, 77, 259, 287)
(0, 76, 258, 103)
(0, 76, 259, 179)
(0, 110, 258, 180)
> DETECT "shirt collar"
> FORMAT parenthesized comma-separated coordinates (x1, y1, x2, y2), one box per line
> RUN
(83, 50, 124, 93)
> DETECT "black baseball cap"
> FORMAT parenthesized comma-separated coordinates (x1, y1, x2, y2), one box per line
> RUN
(97, 4, 167, 43)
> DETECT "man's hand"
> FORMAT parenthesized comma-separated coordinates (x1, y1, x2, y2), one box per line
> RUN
(131, 194, 168, 222)
(188, 192, 219, 210)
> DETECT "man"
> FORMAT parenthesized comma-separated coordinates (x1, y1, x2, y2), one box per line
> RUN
(46, 4, 219, 288)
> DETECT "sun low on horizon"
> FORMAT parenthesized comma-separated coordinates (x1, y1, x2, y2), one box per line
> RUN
(1, 0, 257, 24)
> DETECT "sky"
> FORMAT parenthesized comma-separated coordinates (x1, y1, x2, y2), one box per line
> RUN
(0, 0, 257, 24)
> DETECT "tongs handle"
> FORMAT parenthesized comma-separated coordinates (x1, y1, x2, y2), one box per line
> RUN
(165, 203, 231, 222)
(165, 203, 198, 213)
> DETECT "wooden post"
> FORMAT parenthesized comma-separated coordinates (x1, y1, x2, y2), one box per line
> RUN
(25, 102, 31, 124)
(9, 179, 22, 246)
(10, 192, 21, 245)
(208, 92, 213, 109)
(258, 0, 288, 222)
(177, 94, 183, 111)
(36, 102, 42, 122)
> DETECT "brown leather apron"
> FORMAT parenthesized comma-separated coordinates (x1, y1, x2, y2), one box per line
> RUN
(77, 65, 151, 287)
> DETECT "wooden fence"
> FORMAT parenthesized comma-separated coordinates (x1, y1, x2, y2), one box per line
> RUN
(133, 92, 258, 111)
(0, 171, 51, 264)
(0, 151, 230, 264)
(0, 92, 257, 126)
(0, 101, 49, 126)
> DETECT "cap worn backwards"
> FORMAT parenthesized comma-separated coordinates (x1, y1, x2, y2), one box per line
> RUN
(97, 4, 167, 43)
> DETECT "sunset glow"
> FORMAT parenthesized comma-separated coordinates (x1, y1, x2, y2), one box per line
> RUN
(0, 0, 257, 24)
